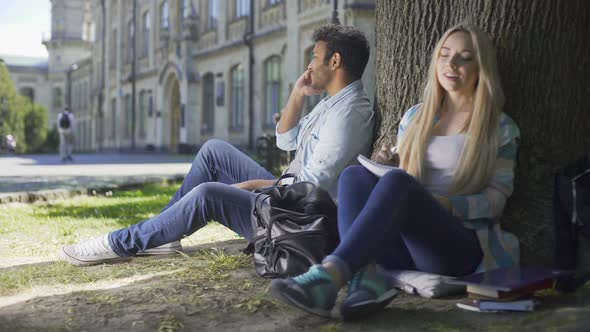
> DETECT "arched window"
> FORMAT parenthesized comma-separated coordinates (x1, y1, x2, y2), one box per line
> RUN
(230, 65, 245, 129)
(183, 0, 192, 19)
(202, 73, 215, 133)
(111, 98, 117, 139)
(139, 90, 152, 139)
(264, 56, 281, 127)
(143, 11, 151, 57)
(20, 87, 35, 103)
(53, 87, 63, 108)
(160, 0, 169, 30)
(207, 0, 218, 30)
(235, 0, 250, 18)
(124, 94, 132, 139)
(127, 19, 134, 63)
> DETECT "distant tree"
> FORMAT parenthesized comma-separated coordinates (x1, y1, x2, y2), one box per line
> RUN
(0, 62, 26, 153)
(24, 100, 49, 152)
(375, 1, 590, 266)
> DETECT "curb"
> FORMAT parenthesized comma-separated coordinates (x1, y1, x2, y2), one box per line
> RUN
(0, 175, 185, 205)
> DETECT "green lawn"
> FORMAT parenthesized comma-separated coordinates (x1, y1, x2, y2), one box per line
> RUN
(2, 183, 590, 331)
(0, 182, 243, 297)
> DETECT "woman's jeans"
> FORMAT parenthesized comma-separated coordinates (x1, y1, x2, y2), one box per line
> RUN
(329, 165, 482, 277)
(108, 139, 275, 256)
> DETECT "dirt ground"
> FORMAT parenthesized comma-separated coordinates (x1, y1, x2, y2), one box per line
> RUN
(1, 239, 590, 332)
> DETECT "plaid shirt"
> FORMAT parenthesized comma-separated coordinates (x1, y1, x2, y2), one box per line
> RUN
(399, 104, 521, 272)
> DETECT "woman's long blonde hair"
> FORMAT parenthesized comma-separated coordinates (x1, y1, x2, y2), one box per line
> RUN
(397, 23, 504, 195)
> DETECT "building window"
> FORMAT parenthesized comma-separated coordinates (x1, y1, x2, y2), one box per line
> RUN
(180, 0, 191, 27)
(230, 65, 245, 129)
(202, 73, 215, 133)
(110, 29, 117, 69)
(53, 87, 62, 108)
(235, 0, 250, 18)
(215, 81, 225, 106)
(96, 16, 102, 42)
(264, 56, 282, 126)
(148, 92, 154, 117)
(77, 83, 82, 109)
(267, 0, 283, 6)
(111, 98, 117, 139)
(183, 0, 192, 19)
(139, 90, 151, 138)
(143, 11, 150, 57)
(53, 16, 65, 38)
(207, 0, 218, 30)
(20, 87, 35, 103)
(73, 84, 79, 109)
(127, 19, 134, 63)
(160, 0, 169, 30)
(125, 94, 132, 139)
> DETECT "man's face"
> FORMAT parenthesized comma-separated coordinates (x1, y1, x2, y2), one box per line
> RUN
(307, 41, 334, 90)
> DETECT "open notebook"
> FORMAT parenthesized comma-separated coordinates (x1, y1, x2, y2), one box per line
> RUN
(357, 155, 397, 177)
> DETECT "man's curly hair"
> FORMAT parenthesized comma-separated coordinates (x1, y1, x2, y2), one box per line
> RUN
(312, 24, 370, 79)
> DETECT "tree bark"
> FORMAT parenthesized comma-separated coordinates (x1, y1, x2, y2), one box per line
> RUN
(375, 0, 590, 266)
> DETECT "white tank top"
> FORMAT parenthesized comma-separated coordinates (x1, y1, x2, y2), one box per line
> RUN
(423, 135, 466, 195)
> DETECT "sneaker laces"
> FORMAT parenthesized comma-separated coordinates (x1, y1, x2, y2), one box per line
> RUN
(293, 266, 329, 285)
(75, 236, 113, 257)
(349, 270, 365, 292)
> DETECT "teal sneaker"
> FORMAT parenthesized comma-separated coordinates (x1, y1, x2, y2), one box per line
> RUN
(340, 269, 398, 320)
(269, 265, 339, 317)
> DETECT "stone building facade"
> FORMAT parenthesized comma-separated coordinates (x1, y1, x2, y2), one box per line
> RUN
(1, 55, 52, 113)
(11, 0, 376, 153)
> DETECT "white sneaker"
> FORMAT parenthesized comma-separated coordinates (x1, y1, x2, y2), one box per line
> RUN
(60, 234, 128, 266)
(137, 241, 183, 256)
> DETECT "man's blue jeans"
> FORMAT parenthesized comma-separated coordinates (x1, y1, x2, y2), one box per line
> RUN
(108, 139, 276, 256)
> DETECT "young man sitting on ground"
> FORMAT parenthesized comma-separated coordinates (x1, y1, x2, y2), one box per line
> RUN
(60, 24, 375, 266)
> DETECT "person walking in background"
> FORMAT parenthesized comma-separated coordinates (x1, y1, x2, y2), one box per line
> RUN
(58, 106, 75, 162)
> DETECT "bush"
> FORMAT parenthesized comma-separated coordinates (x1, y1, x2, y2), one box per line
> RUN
(24, 102, 49, 152)
(39, 127, 59, 153)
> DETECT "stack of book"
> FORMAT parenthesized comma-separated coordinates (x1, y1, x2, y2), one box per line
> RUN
(448, 267, 572, 313)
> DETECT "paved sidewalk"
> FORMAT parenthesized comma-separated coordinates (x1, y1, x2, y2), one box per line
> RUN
(0, 153, 194, 202)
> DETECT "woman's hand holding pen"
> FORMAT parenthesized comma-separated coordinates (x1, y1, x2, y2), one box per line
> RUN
(374, 143, 399, 167)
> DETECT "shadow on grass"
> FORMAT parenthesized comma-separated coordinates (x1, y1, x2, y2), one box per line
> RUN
(0, 239, 251, 296)
(43, 200, 167, 228)
(37, 183, 180, 228)
(3, 234, 590, 331)
(2, 261, 590, 332)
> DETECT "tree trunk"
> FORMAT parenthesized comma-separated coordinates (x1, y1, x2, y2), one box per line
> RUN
(375, 0, 590, 266)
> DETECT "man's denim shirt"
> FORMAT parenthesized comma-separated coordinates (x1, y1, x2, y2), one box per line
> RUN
(275, 80, 374, 201)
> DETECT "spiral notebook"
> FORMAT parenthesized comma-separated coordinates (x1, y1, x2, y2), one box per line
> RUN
(357, 155, 397, 177)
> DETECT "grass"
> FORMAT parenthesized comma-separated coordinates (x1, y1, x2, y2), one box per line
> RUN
(0, 182, 243, 297)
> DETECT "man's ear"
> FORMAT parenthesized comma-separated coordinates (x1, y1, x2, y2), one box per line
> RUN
(330, 52, 342, 70)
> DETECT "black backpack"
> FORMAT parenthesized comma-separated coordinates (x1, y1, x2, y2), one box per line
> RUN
(59, 114, 71, 129)
(554, 151, 590, 291)
(249, 175, 339, 278)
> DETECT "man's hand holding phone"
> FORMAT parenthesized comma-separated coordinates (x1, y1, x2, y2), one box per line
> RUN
(293, 70, 325, 97)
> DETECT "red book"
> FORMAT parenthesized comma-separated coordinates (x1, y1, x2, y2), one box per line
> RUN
(466, 278, 554, 299)
(448, 267, 572, 299)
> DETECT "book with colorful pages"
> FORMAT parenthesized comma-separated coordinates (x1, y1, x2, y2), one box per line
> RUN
(456, 298, 538, 312)
(448, 267, 572, 299)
